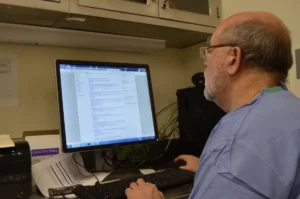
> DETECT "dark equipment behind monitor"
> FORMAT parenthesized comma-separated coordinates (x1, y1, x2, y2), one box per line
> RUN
(177, 73, 226, 157)
(0, 139, 32, 199)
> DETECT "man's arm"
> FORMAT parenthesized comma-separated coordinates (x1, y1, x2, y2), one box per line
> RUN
(195, 172, 270, 199)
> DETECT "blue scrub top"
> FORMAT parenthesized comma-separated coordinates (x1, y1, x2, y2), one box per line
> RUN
(189, 85, 300, 199)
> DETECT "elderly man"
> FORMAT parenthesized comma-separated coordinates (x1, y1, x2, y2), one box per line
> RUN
(125, 11, 300, 199)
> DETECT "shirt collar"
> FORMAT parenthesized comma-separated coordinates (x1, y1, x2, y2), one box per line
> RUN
(263, 81, 287, 93)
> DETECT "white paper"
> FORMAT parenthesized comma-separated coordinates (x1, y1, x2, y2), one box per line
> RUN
(25, 134, 62, 187)
(140, 169, 156, 175)
(0, 54, 18, 106)
(0, 134, 15, 148)
(25, 135, 61, 165)
(32, 152, 110, 197)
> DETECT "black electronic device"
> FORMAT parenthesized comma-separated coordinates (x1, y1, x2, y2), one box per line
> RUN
(191, 72, 205, 87)
(177, 75, 226, 157)
(0, 139, 32, 199)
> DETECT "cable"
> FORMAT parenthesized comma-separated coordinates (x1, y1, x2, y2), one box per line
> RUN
(160, 113, 178, 138)
(164, 134, 173, 152)
(72, 153, 100, 182)
(164, 107, 178, 125)
(156, 103, 177, 116)
(162, 116, 178, 135)
(162, 118, 178, 154)
(164, 116, 178, 130)
(161, 117, 178, 139)
(118, 150, 145, 169)
(158, 106, 178, 134)
(101, 150, 131, 170)
(101, 152, 114, 168)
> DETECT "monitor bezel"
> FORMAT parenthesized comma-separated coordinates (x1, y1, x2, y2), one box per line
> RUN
(55, 59, 159, 153)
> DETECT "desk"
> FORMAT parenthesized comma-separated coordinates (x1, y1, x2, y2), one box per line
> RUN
(30, 183, 193, 199)
(30, 168, 193, 199)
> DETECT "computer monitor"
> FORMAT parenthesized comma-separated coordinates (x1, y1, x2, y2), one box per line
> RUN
(55, 60, 159, 153)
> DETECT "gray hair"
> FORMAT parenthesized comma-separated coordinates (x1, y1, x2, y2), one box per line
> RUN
(220, 19, 293, 82)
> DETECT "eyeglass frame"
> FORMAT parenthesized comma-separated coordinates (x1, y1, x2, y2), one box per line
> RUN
(199, 44, 236, 61)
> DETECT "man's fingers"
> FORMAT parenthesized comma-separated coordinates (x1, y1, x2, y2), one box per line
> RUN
(125, 187, 131, 196)
(130, 182, 138, 189)
(136, 178, 145, 186)
(179, 166, 188, 170)
(159, 191, 165, 199)
(174, 154, 187, 162)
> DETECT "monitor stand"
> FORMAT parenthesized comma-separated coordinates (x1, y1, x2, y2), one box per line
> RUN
(81, 149, 141, 174)
(81, 140, 183, 173)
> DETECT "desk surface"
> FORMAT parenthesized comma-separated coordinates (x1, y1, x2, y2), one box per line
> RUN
(30, 183, 193, 199)
(30, 168, 193, 199)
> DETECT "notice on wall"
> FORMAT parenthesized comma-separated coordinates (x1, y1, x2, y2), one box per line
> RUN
(0, 54, 18, 106)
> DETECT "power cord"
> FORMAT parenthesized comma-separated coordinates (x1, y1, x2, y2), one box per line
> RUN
(101, 150, 132, 170)
(158, 106, 177, 136)
(101, 151, 114, 168)
(112, 149, 145, 169)
(156, 103, 177, 116)
(161, 116, 178, 139)
(72, 153, 100, 182)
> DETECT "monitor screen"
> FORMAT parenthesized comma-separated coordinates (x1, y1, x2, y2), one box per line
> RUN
(56, 60, 158, 152)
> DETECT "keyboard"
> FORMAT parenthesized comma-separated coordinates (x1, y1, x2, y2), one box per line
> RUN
(73, 168, 195, 199)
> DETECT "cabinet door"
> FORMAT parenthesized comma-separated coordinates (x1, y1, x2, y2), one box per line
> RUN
(158, 0, 219, 27)
(78, 0, 159, 17)
(0, 0, 69, 12)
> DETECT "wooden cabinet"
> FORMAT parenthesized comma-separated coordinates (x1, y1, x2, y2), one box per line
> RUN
(74, 0, 220, 27)
(0, 0, 69, 26)
(77, 0, 159, 17)
(0, 0, 219, 49)
(159, 0, 219, 27)
(0, 0, 69, 12)
(66, 0, 218, 48)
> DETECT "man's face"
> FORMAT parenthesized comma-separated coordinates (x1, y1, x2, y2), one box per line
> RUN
(203, 37, 230, 102)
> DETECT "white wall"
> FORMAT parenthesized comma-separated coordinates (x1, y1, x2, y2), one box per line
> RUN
(221, 0, 300, 97)
(182, 42, 206, 80)
(0, 43, 201, 138)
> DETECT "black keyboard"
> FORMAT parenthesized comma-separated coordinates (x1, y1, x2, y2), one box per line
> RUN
(73, 168, 194, 199)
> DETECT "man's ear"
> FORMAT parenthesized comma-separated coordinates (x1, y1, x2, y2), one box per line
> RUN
(227, 47, 242, 76)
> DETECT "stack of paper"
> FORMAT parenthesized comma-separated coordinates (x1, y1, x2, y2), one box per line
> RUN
(32, 153, 110, 197)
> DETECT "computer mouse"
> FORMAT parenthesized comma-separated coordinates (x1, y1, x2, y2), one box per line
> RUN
(174, 160, 186, 168)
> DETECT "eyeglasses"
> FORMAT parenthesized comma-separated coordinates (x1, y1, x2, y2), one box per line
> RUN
(199, 44, 235, 61)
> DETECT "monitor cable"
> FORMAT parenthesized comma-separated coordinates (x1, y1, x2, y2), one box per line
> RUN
(72, 153, 100, 183)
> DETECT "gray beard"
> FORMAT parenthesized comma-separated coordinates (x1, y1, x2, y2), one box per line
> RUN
(204, 87, 214, 102)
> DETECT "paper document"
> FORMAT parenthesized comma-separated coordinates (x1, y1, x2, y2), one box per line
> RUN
(25, 134, 61, 165)
(0, 134, 15, 148)
(140, 169, 156, 175)
(32, 152, 110, 197)
(0, 54, 18, 106)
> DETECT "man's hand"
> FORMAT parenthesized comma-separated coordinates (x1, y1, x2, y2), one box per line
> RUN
(125, 178, 165, 199)
(174, 154, 200, 172)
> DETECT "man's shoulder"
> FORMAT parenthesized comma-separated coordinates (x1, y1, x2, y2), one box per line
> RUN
(242, 90, 300, 132)
(205, 90, 300, 155)
(258, 90, 300, 113)
(226, 90, 300, 160)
